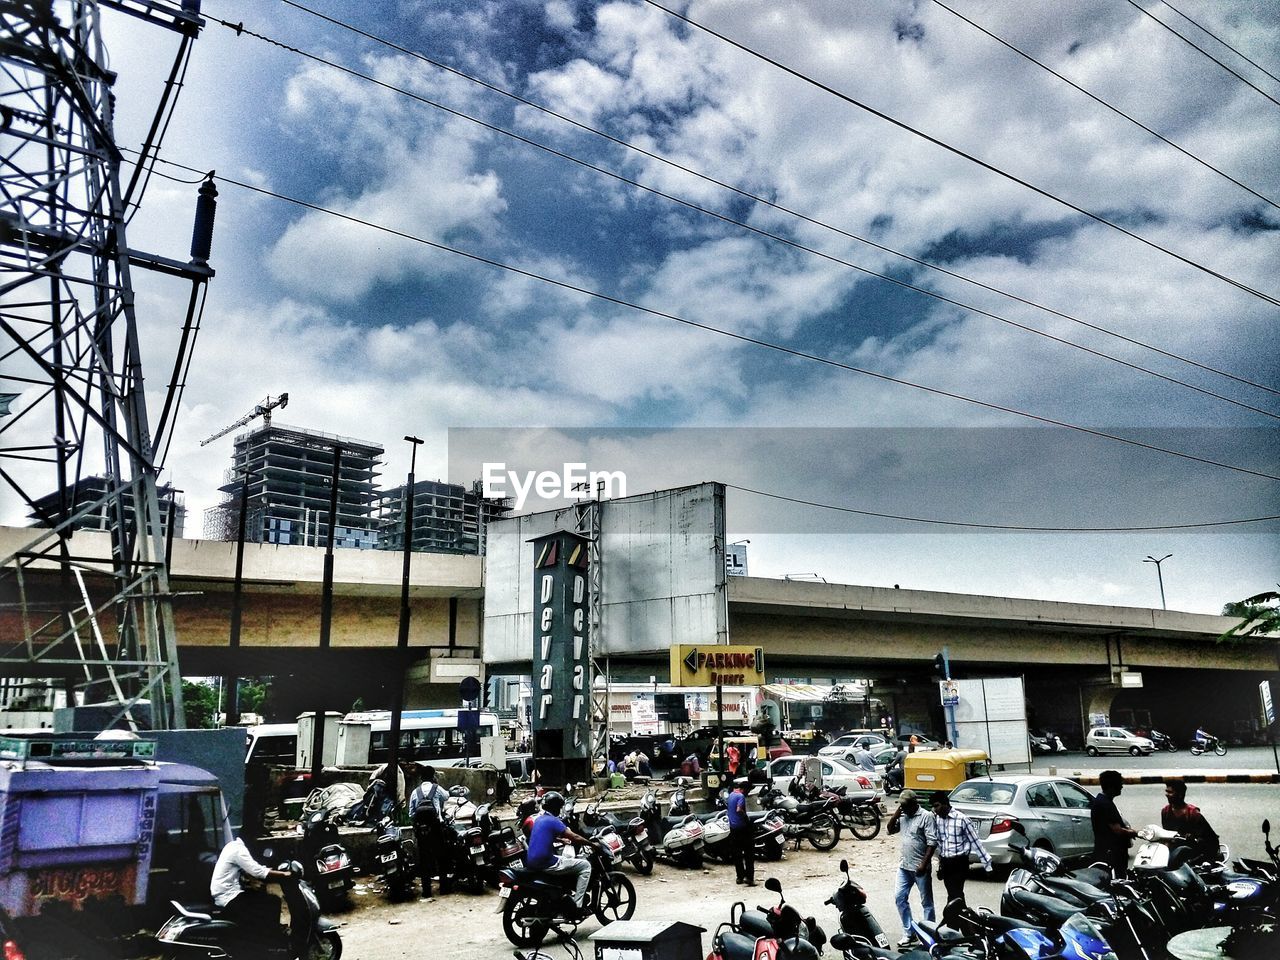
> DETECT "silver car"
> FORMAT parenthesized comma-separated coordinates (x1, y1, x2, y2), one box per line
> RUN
(947, 775, 1097, 866)
(1085, 726, 1154, 756)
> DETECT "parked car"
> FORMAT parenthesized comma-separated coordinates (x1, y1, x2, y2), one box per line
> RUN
(818, 732, 888, 758)
(765, 755, 878, 799)
(947, 774, 1097, 865)
(1085, 726, 1154, 756)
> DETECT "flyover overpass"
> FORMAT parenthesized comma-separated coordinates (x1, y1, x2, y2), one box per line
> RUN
(2, 526, 1270, 739)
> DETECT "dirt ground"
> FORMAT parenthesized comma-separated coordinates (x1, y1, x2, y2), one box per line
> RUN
(329, 825, 1010, 960)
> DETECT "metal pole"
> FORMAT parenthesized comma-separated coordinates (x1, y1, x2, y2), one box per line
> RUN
(943, 646, 959, 746)
(1144, 554, 1171, 610)
(311, 444, 342, 779)
(226, 468, 251, 726)
(386, 436, 422, 807)
(717, 683, 726, 781)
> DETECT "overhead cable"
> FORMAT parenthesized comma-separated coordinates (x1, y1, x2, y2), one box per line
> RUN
(1124, 0, 1280, 108)
(138, 152, 1280, 486)
(930, 0, 1279, 213)
(640, 0, 1280, 308)
(1154, 0, 1280, 86)
(725, 483, 1280, 532)
(275, 0, 1280, 399)
(208, 18, 1280, 421)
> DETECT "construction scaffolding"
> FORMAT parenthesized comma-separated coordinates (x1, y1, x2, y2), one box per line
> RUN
(0, 1, 212, 729)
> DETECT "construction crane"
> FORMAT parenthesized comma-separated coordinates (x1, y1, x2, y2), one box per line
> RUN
(200, 393, 289, 446)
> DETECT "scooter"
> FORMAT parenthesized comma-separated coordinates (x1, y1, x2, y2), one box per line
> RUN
(496, 838, 637, 947)
(475, 801, 528, 883)
(706, 877, 827, 960)
(580, 800, 656, 875)
(670, 788, 788, 864)
(639, 789, 705, 868)
(298, 809, 353, 909)
(155, 860, 342, 960)
(374, 815, 418, 900)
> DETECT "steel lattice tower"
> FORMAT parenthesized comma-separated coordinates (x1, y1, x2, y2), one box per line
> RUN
(0, 0, 211, 729)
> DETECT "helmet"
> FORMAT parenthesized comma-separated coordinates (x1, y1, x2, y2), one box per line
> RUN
(541, 791, 565, 815)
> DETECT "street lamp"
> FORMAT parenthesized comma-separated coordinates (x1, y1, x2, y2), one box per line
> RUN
(386, 435, 424, 805)
(1143, 554, 1172, 610)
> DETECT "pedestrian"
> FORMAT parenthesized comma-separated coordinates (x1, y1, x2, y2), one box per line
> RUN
(637, 750, 652, 777)
(1090, 769, 1138, 878)
(888, 789, 937, 947)
(909, 734, 919, 753)
(726, 777, 755, 886)
(409, 765, 449, 896)
(726, 743, 740, 776)
(930, 793, 991, 904)
(1160, 778, 1219, 863)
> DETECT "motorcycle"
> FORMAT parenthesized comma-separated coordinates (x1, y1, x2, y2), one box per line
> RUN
(580, 799, 657, 874)
(298, 809, 353, 909)
(155, 859, 342, 960)
(639, 789, 706, 868)
(476, 801, 528, 882)
(929, 899, 1119, 960)
(1134, 728, 1177, 752)
(1189, 734, 1228, 757)
(792, 781, 881, 841)
(669, 788, 787, 864)
(374, 815, 418, 900)
(496, 838, 637, 946)
(706, 877, 827, 960)
(759, 787, 840, 851)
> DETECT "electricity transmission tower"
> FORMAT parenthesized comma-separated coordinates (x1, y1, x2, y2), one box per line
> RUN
(0, 0, 213, 729)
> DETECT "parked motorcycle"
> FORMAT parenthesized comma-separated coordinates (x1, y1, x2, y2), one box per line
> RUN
(1189, 734, 1228, 757)
(639, 789, 705, 868)
(374, 816, 418, 900)
(580, 799, 656, 874)
(496, 838, 637, 946)
(669, 788, 787, 864)
(475, 801, 528, 882)
(155, 860, 342, 960)
(299, 809, 353, 909)
(706, 877, 827, 960)
(792, 781, 881, 841)
(759, 787, 840, 851)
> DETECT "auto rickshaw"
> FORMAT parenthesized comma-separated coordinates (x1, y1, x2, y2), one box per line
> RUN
(902, 748, 989, 803)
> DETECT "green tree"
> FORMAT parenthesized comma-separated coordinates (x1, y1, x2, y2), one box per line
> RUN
(182, 680, 219, 729)
(1220, 589, 1280, 640)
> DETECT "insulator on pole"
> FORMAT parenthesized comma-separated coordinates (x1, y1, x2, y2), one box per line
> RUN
(190, 173, 218, 265)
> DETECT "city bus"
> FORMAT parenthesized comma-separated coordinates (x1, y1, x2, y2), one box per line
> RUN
(341, 708, 501, 767)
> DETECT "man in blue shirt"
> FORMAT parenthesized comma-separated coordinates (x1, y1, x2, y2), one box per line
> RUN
(526, 792, 593, 910)
(726, 778, 755, 886)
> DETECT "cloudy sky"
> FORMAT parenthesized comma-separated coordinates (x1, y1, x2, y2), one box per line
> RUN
(52, 0, 1280, 613)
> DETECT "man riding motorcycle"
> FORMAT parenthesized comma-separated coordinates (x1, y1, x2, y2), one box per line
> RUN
(211, 836, 292, 934)
(526, 792, 593, 911)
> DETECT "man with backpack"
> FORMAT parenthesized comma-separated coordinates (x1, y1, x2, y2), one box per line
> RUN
(410, 766, 449, 896)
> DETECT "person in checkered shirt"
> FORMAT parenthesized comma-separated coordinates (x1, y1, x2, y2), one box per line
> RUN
(930, 793, 992, 904)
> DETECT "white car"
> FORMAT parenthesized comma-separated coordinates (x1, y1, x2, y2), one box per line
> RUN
(818, 732, 888, 759)
(1085, 726, 1154, 756)
(766, 755, 880, 797)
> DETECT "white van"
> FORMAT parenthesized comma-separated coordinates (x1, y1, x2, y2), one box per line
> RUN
(243, 723, 299, 767)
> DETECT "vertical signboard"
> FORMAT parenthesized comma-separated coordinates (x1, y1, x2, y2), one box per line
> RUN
(531, 530, 592, 784)
(726, 542, 749, 577)
(951, 677, 1031, 766)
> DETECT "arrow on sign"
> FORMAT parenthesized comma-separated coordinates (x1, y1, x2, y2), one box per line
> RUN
(683, 648, 699, 674)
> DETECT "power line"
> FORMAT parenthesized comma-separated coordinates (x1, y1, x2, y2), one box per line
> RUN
(640, 0, 1280, 308)
(725, 483, 1280, 532)
(1154, 0, 1280, 86)
(209, 17, 1280, 420)
(138, 152, 1280, 485)
(929, 0, 1279, 213)
(275, 0, 1280, 399)
(1125, 0, 1280, 108)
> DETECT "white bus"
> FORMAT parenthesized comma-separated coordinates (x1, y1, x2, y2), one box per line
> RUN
(338, 708, 500, 767)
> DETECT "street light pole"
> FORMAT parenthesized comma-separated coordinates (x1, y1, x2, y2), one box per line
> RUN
(386, 435, 424, 808)
(1143, 554, 1172, 610)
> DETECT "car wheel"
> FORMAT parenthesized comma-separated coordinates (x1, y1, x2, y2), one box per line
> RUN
(1129, 746, 1142, 756)
(1086, 746, 1099, 757)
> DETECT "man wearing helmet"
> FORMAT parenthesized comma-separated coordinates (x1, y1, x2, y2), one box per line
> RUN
(527, 792, 593, 910)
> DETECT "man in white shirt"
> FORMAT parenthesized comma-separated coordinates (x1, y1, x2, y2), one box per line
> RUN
(211, 836, 290, 931)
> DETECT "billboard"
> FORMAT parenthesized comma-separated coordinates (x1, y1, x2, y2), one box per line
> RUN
(530, 530, 592, 782)
(670, 644, 765, 686)
(951, 677, 1031, 766)
(484, 482, 727, 664)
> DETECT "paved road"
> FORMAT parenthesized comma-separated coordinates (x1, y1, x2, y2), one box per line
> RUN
(1029, 745, 1280, 776)
(331, 781, 1279, 960)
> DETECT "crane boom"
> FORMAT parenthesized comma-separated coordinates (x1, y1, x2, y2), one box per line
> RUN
(199, 393, 289, 446)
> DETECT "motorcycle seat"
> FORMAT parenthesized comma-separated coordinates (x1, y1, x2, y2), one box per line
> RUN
(509, 866, 574, 889)
(828, 935, 898, 960)
(170, 901, 219, 920)
(1009, 889, 1082, 924)
(913, 919, 966, 943)
(978, 915, 1039, 934)
(1039, 876, 1109, 904)
(793, 801, 828, 815)
(778, 937, 820, 960)
(739, 910, 774, 939)
(718, 932, 757, 960)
